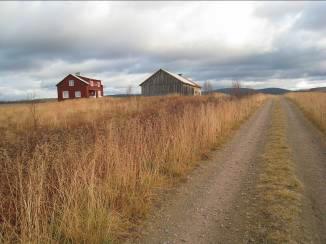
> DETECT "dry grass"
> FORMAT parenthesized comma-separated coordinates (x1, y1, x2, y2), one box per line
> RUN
(0, 94, 266, 243)
(286, 92, 326, 133)
(250, 99, 304, 243)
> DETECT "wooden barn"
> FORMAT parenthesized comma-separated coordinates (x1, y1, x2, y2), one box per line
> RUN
(56, 73, 104, 101)
(139, 69, 201, 96)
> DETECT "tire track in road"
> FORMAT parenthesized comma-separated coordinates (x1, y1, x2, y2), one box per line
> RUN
(282, 98, 326, 244)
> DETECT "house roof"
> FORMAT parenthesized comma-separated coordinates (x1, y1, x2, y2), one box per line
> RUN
(76, 74, 101, 83)
(56, 74, 102, 86)
(139, 69, 201, 88)
(70, 74, 89, 85)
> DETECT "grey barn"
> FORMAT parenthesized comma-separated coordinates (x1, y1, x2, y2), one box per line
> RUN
(139, 69, 201, 96)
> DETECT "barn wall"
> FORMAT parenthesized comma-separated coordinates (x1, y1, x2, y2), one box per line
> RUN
(141, 70, 200, 96)
(194, 87, 201, 96)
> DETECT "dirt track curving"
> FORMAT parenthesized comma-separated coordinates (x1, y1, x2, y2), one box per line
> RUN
(126, 97, 326, 244)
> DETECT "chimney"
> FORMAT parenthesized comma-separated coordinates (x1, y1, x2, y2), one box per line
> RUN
(75, 72, 80, 76)
(178, 73, 183, 76)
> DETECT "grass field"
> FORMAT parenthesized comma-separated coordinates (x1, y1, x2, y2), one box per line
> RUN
(0, 94, 266, 243)
(286, 92, 326, 133)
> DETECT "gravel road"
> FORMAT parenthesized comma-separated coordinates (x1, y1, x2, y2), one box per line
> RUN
(126, 97, 326, 244)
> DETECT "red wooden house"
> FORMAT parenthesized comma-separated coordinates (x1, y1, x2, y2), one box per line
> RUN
(56, 73, 104, 101)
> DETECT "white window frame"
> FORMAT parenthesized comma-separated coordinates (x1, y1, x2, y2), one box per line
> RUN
(75, 91, 81, 98)
(69, 80, 74, 86)
(63, 91, 69, 99)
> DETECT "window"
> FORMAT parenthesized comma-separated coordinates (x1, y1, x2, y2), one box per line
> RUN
(75, 91, 81, 98)
(90, 80, 93, 86)
(69, 80, 74, 86)
(97, 82, 100, 87)
(63, 91, 69, 99)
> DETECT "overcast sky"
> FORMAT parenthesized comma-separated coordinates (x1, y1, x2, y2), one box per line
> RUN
(1, 1, 326, 100)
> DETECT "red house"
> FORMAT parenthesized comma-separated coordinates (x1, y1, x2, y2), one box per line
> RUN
(56, 73, 104, 101)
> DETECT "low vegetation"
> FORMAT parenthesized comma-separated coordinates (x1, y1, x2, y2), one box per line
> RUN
(286, 92, 326, 133)
(250, 99, 304, 243)
(0, 94, 266, 243)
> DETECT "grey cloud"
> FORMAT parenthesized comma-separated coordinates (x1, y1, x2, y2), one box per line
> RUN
(1, 2, 326, 100)
(294, 3, 326, 31)
(254, 2, 305, 21)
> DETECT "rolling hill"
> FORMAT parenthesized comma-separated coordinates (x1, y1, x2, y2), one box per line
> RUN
(214, 87, 290, 95)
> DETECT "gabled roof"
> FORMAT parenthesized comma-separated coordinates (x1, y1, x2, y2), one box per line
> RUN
(56, 74, 101, 86)
(76, 74, 101, 83)
(162, 69, 201, 88)
(139, 69, 201, 88)
(70, 74, 89, 85)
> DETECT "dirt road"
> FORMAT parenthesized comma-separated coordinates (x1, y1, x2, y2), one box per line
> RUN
(127, 97, 326, 244)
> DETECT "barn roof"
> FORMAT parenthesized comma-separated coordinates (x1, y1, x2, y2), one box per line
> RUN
(139, 69, 201, 88)
(162, 69, 201, 88)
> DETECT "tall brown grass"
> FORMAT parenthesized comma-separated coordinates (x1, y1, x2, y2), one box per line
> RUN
(0, 94, 266, 243)
(286, 92, 326, 133)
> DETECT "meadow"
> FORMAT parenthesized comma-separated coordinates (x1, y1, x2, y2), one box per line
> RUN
(286, 92, 326, 133)
(0, 94, 266, 243)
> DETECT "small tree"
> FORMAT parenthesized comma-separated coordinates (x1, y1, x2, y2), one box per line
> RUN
(27, 91, 39, 129)
(203, 81, 213, 94)
(126, 85, 133, 96)
(231, 80, 242, 98)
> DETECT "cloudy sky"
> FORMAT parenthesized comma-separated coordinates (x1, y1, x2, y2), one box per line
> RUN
(1, 1, 326, 100)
